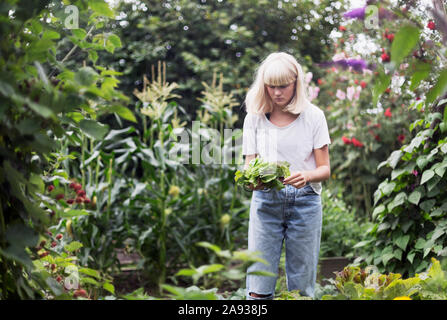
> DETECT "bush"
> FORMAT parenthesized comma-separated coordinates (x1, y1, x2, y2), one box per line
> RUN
(320, 187, 373, 258)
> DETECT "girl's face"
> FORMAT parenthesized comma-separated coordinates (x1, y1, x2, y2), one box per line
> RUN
(265, 81, 296, 108)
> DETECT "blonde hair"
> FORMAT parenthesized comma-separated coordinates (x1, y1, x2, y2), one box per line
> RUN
(244, 52, 311, 115)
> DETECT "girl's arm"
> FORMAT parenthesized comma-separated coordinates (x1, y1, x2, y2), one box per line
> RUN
(283, 145, 330, 188)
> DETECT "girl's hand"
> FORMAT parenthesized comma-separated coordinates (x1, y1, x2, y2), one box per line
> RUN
(282, 171, 310, 189)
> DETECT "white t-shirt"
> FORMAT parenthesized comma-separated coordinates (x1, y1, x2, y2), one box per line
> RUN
(242, 103, 331, 195)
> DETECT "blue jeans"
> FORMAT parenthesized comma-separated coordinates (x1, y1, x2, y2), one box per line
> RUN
(246, 183, 322, 300)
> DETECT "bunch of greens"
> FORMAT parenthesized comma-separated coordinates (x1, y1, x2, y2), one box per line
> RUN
(234, 157, 291, 191)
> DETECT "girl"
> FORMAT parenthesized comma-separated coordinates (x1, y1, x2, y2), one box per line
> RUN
(242, 52, 331, 299)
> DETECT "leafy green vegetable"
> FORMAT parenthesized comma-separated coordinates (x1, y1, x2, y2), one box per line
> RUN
(234, 157, 291, 191)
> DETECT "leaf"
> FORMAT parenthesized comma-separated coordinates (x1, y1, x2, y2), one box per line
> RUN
(420, 199, 436, 213)
(372, 71, 391, 106)
(74, 67, 98, 87)
(78, 267, 101, 279)
(382, 253, 394, 266)
(426, 69, 447, 105)
(59, 209, 89, 218)
(103, 282, 115, 295)
(79, 119, 109, 140)
(89, 0, 115, 18)
(410, 62, 432, 91)
(109, 105, 137, 123)
(64, 241, 83, 252)
(107, 34, 122, 48)
(396, 235, 410, 251)
(372, 204, 386, 220)
(391, 25, 420, 66)
(408, 190, 421, 205)
(420, 170, 435, 184)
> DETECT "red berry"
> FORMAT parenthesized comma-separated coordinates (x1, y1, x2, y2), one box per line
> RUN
(66, 199, 74, 204)
(75, 197, 84, 203)
(56, 234, 63, 240)
(56, 276, 62, 282)
(51, 241, 57, 247)
(69, 182, 76, 189)
(39, 240, 47, 247)
(74, 183, 82, 191)
(360, 81, 367, 89)
(76, 189, 86, 197)
(73, 289, 88, 298)
(339, 25, 346, 32)
(84, 198, 91, 204)
(55, 194, 64, 200)
(50, 264, 56, 271)
(48, 185, 55, 192)
(39, 251, 49, 258)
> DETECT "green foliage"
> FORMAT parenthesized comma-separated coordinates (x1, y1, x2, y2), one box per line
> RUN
(320, 188, 373, 258)
(355, 3, 447, 276)
(234, 157, 291, 191)
(322, 258, 447, 300)
(0, 0, 128, 299)
(100, 0, 346, 120)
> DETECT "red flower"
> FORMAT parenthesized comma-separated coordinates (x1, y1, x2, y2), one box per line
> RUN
(427, 20, 436, 30)
(360, 81, 367, 89)
(351, 138, 364, 148)
(342, 136, 352, 145)
(384, 108, 392, 118)
(381, 52, 390, 62)
(47, 185, 55, 192)
(317, 79, 323, 85)
(386, 33, 394, 42)
(339, 25, 347, 32)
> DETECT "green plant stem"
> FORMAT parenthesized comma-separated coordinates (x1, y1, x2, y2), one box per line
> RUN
(142, 113, 147, 144)
(81, 132, 86, 188)
(157, 119, 167, 293)
(88, 138, 94, 187)
(107, 158, 113, 212)
(0, 201, 7, 298)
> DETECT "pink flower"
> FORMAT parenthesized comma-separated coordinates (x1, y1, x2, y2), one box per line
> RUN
(308, 86, 320, 101)
(304, 72, 313, 84)
(353, 86, 362, 100)
(346, 86, 356, 101)
(336, 89, 346, 100)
